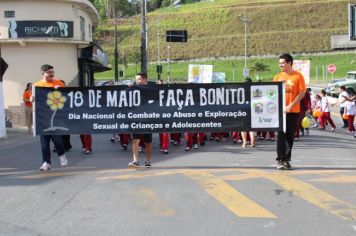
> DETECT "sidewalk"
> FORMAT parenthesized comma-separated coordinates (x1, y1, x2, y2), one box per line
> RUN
(0, 127, 33, 144)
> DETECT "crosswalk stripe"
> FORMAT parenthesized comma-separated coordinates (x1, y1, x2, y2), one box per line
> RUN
(310, 175, 356, 183)
(186, 171, 276, 218)
(240, 170, 356, 221)
(136, 187, 176, 217)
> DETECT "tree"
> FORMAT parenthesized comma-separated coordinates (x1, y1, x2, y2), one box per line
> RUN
(249, 62, 270, 81)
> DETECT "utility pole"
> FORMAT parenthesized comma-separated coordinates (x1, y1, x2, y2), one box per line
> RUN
(140, 0, 147, 73)
(113, 2, 119, 82)
(167, 44, 170, 82)
(114, 16, 119, 82)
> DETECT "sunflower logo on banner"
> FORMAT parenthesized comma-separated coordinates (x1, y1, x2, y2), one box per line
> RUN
(43, 90, 68, 132)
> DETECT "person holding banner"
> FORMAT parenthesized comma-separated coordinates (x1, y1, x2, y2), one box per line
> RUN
(273, 53, 306, 170)
(33, 64, 68, 171)
(128, 73, 152, 168)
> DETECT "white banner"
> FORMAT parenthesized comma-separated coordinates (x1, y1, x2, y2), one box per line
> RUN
(293, 60, 310, 85)
(188, 64, 213, 83)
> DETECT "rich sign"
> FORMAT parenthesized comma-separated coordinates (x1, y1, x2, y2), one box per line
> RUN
(8, 20, 73, 38)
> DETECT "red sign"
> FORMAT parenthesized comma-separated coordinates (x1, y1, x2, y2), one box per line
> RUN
(328, 64, 336, 73)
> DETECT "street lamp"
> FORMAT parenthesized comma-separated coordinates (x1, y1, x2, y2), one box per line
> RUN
(140, 0, 148, 73)
(114, 17, 119, 82)
(239, 10, 250, 78)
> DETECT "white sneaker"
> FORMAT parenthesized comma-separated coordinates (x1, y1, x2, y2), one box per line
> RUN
(39, 162, 51, 171)
(330, 127, 335, 132)
(59, 154, 68, 167)
(194, 144, 199, 149)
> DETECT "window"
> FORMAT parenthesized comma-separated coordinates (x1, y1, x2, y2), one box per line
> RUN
(4, 11, 15, 18)
(88, 24, 92, 41)
(80, 16, 85, 40)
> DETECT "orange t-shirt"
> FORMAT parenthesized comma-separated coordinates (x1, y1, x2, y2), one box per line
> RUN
(273, 71, 306, 113)
(23, 90, 32, 108)
(33, 79, 64, 88)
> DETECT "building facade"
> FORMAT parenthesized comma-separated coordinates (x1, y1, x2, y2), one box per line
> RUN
(0, 0, 109, 126)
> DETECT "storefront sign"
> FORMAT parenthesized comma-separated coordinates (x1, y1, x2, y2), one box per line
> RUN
(8, 20, 73, 38)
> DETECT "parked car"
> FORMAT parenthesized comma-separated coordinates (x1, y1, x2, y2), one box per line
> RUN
(325, 71, 356, 97)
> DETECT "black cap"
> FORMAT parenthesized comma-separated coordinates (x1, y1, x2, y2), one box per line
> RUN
(41, 64, 53, 72)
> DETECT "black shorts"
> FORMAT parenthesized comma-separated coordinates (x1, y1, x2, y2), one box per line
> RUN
(132, 133, 152, 143)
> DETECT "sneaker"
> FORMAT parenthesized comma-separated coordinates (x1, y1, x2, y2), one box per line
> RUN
(270, 138, 275, 141)
(110, 137, 116, 143)
(193, 144, 199, 149)
(59, 154, 68, 167)
(163, 149, 169, 154)
(85, 150, 92, 154)
(276, 160, 285, 170)
(185, 146, 191, 151)
(39, 162, 51, 171)
(139, 147, 144, 153)
(330, 127, 335, 132)
(160, 149, 164, 152)
(233, 139, 237, 144)
(312, 124, 319, 128)
(305, 129, 309, 136)
(82, 148, 86, 153)
(173, 141, 179, 146)
(144, 161, 151, 168)
(283, 161, 293, 170)
(237, 139, 243, 143)
(128, 161, 140, 168)
(294, 137, 299, 141)
(121, 144, 128, 150)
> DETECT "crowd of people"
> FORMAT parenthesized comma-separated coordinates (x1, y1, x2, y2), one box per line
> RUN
(25, 54, 356, 171)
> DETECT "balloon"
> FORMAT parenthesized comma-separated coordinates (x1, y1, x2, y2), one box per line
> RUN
(302, 116, 310, 129)
(312, 110, 321, 118)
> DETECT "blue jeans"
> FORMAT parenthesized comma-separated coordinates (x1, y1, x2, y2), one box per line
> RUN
(40, 135, 65, 164)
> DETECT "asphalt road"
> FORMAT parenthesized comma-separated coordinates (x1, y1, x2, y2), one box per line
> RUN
(0, 113, 356, 236)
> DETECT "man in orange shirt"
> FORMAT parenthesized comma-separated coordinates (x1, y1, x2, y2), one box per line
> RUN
(23, 82, 33, 133)
(33, 64, 68, 171)
(273, 53, 306, 170)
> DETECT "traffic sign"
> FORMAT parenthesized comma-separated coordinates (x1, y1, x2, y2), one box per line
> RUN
(328, 64, 336, 73)
(243, 68, 249, 77)
(166, 30, 188, 42)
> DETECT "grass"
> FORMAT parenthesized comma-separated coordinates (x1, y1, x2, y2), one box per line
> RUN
(96, 0, 352, 67)
(94, 0, 356, 86)
(95, 51, 356, 85)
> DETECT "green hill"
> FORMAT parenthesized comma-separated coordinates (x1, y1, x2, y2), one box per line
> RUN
(96, 0, 353, 63)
